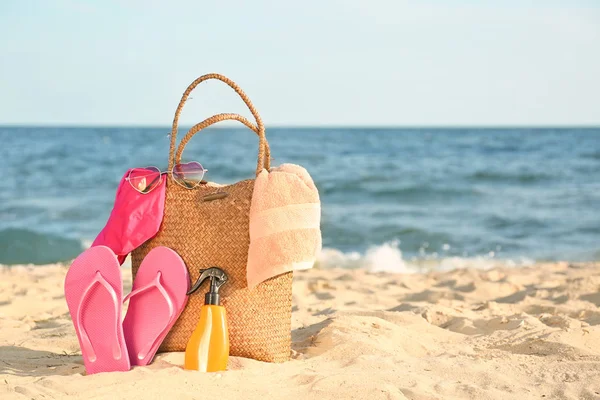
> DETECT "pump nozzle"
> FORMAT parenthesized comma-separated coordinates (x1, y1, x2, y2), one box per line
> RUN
(187, 267, 228, 305)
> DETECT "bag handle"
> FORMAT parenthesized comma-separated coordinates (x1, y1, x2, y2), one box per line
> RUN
(176, 113, 270, 176)
(168, 73, 268, 174)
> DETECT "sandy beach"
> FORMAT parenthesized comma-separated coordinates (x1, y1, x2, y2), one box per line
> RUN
(2, 261, 600, 400)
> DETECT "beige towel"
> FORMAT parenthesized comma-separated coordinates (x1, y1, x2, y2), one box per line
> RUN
(247, 164, 321, 288)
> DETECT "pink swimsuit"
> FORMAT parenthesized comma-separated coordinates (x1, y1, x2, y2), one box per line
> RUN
(92, 169, 166, 263)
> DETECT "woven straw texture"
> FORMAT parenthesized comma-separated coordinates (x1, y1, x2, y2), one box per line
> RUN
(131, 74, 292, 363)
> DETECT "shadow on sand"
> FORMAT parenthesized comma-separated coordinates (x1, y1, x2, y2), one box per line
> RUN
(0, 345, 83, 377)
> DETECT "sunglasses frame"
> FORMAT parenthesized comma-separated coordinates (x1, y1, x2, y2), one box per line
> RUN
(125, 163, 208, 194)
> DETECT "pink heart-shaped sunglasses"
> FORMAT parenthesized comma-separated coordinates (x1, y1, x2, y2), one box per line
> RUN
(125, 161, 208, 194)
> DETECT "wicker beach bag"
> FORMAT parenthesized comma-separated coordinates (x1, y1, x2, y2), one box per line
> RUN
(131, 74, 292, 363)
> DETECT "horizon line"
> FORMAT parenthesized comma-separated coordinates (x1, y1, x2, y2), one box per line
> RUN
(1, 123, 600, 130)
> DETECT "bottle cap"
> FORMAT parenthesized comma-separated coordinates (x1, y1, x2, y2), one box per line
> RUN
(187, 267, 228, 305)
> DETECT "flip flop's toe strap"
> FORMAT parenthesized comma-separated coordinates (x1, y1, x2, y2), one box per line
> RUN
(124, 271, 175, 360)
(77, 271, 122, 362)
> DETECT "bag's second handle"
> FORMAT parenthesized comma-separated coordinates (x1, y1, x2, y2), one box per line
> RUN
(168, 73, 268, 174)
(175, 113, 270, 176)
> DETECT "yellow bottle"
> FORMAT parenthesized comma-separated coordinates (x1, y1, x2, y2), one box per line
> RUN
(184, 267, 229, 372)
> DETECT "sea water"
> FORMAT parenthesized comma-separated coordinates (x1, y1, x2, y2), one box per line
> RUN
(1, 127, 598, 271)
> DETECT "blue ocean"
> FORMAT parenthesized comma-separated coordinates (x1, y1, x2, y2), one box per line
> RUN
(1, 127, 599, 271)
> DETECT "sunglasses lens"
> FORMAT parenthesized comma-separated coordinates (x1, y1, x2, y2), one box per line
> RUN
(173, 162, 205, 189)
(129, 167, 162, 193)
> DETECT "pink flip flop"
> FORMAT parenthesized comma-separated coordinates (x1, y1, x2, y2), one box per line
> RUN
(122, 246, 189, 366)
(64, 246, 131, 374)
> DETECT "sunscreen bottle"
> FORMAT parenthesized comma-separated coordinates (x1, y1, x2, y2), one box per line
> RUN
(184, 267, 229, 372)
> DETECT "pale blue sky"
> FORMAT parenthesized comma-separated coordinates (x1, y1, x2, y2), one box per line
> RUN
(1, 1, 599, 126)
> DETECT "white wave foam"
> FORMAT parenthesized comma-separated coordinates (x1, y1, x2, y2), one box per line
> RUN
(316, 241, 535, 273)
(317, 240, 413, 273)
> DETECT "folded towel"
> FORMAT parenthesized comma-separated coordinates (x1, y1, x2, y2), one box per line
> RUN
(247, 164, 321, 288)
